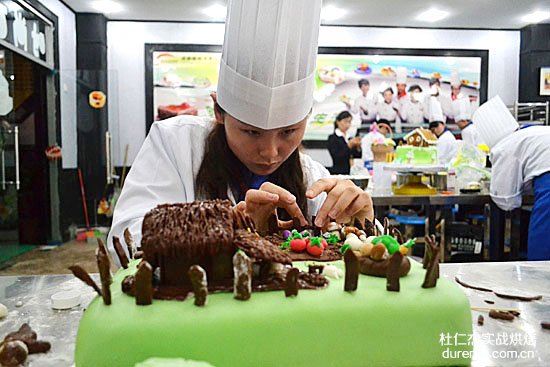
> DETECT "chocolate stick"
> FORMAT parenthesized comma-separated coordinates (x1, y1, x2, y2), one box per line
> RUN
(267, 213, 279, 234)
(422, 235, 440, 289)
(113, 236, 129, 269)
(541, 322, 550, 330)
(189, 265, 208, 306)
(387, 251, 403, 292)
(489, 309, 515, 321)
(69, 265, 102, 296)
(391, 227, 404, 244)
(96, 239, 112, 305)
(135, 261, 153, 306)
(123, 228, 134, 259)
(344, 249, 359, 292)
(285, 268, 299, 297)
(383, 217, 390, 235)
(233, 251, 252, 301)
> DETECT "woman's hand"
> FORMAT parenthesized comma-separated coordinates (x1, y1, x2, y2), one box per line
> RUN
(235, 182, 308, 232)
(348, 136, 361, 149)
(306, 178, 374, 228)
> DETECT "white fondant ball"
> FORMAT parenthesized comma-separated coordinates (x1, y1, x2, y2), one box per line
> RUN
(344, 236, 364, 251)
(0, 303, 7, 319)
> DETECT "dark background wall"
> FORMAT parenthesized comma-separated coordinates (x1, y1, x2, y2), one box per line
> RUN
(519, 23, 550, 102)
(59, 13, 109, 239)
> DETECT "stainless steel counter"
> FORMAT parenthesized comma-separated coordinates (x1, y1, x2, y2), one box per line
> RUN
(0, 262, 548, 366)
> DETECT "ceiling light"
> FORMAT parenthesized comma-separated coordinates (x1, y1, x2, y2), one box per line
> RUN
(91, 1, 123, 14)
(321, 5, 346, 21)
(202, 4, 227, 20)
(521, 10, 550, 24)
(416, 8, 449, 23)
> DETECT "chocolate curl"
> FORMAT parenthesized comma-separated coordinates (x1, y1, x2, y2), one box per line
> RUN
(96, 239, 112, 305)
(489, 310, 515, 321)
(285, 268, 299, 297)
(308, 264, 324, 275)
(112, 236, 129, 269)
(391, 227, 404, 244)
(344, 249, 359, 292)
(541, 322, 550, 330)
(383, 217, 390, 235)
(123, 228, 134, 259)
(135, 261, 153, 306)
(69, 265, 102, 296)
(477, 315, 485, 326)
(233, 251, 252, 301)
(189, 265, 208, 306)
(386, 251, 403, 292)
(422, 235, 440, 289)
(267, 213, 279, 234)
(4, 323, 51, 354)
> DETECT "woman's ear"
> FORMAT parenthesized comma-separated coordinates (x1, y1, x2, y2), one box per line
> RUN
(210, 92, 224, 124)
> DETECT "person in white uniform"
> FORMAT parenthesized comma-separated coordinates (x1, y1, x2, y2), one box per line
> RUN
(343, 79, 377, 125)
(107, 0, 374, 262)
(394, 67, 409, 107)
(428, 98, 457, 165)
(399, 85, 425, 128)
(441, 70, 463, 123)
(473, 96, 550, 260)
(452, 97, 485, 148)
(377, 87, 401, 132)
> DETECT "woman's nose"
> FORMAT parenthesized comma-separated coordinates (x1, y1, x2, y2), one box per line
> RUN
(258, 139, 279, 160)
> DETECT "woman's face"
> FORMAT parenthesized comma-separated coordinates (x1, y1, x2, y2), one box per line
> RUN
(383, 91, 393, 103)
(223, 114, 306, 176)
(336, 116, 352, 134)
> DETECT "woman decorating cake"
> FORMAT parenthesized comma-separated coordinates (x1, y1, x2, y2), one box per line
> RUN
(107, 0, 374, 261)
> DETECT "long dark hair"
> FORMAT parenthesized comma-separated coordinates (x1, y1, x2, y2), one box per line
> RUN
(195, 105, 308, 220)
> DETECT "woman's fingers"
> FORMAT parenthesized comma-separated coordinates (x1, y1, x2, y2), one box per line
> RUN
(245, 184, 307, 226)
(278, 219, 294, 229)
(245, 189, 279, 205)
(306, 178, 338, 199)
(259, 182, 296, 204)
(335, 193, 373, 224)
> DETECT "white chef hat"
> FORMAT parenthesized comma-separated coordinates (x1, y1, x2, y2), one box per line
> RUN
(217, 0, 322, 130)
(450, 70, 461, 88)
(472, 95, 519, 149)
(396, 67, 407, 85)
(452, 97, 471, 122)
(428, 97, 446, 123)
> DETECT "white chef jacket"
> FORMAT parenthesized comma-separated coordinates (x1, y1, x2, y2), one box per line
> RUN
(437, 129, 457, 165)
(460, 123, 485, 148)
(107, 115, 330, 262)
(349, 92, 377, 122)
(399, 99, 425, 127)
(361, 131, 386, 162)
(377, 100, 402, 132)
(490, 126, 550, 211)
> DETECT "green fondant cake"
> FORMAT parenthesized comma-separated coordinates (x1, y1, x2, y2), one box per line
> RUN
(394, 146, 438, 165)
(75, 259, 472, 367)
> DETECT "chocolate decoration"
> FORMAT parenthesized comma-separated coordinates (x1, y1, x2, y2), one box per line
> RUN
(509, 310, 521, 317)
(121, 275, 136, 296)
(353, 217, 365, 231)
(383, 217, 390, 235)
(285, 268, 299, 297)
(386, 252, 403, 292)
(112, 236, 129, 269)
(359, 256, 411, 278)
(308, 265, 324, 274)
(455, 277, 543, 302)
(422, 235, 440, 289)
(124, 228, 134, 259)
(541, 322, 550, 330)
(267, 213, 279, 235)
(189, 265, 208, 306)
(97, 239, 112, 305)
(69, 265, 102, 296)
(134, 251, 144, 259)
(4, 324, 51, 354)
(391, 227, 404, 244)
(0, 340, 28, 367)
(489, 309, 515, 321)
(484, 300, 495, 304)
(477, 315, 484, 326)
(233, 252, 252, 301)
(364, 219, 376, 237)
(135, 261, 153, 306)
(344, 249, 359, 292)
(454, 277, 492, 292)
(234, 229, 292, 265)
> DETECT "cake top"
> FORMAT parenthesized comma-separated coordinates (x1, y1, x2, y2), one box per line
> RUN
(141, 200, 235, 258)
(403, 128, 438, 146)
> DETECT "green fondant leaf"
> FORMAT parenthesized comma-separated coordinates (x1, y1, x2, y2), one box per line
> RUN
(310, 237, 322, 247)
(340, 244, 351, 254)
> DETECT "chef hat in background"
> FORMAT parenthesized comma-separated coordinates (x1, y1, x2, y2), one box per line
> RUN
(452, 97, 471, 122)
(217, 0, 322, 130)
(450, 70, 461, 87)
(428, 97, 446, 123)
(396, 67, 407, 85)
(472, 95, 519, 149)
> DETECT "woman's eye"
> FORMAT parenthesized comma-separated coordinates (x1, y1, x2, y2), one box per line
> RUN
(282, 129, 296, 136)
(244, 130, 260, 136)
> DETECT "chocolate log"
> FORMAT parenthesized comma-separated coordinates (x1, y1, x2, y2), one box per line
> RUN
(285, 268, 299, 297)
(344, 249, 359, 292)
(0, 340, 28, 367)
(135, 261, 153, 306)
(4, 323, 51, 354)
(189, 265, 208, 306)
(233, 251, 252, 301)
(386, 252, 403, 292)
(489, 310, 515, 321)
(112, 236, 129, 269)
(97, 239, 112, 305)
(358, 256, 411, 278)
(422, 235, 440, 288)
(69, 265, 102, 296)
(123, 228, 134, 259)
